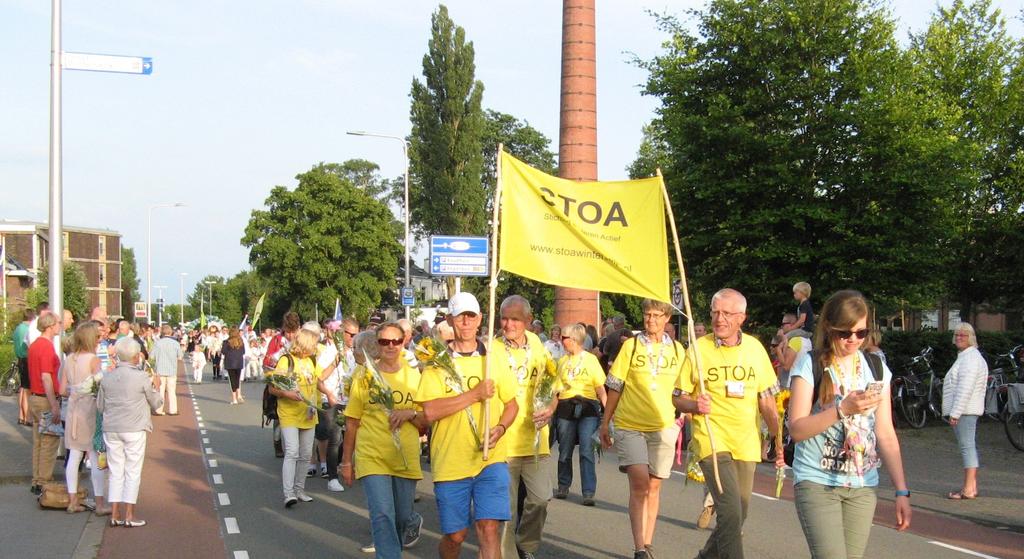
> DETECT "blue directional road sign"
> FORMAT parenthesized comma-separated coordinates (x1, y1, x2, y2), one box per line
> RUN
(62, 52, 153, 75)
(401, 287, 415, 306)
(430, 235, 489, 277)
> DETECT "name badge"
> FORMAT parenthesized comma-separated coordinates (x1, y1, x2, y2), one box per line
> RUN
(726, 381, 745, 398)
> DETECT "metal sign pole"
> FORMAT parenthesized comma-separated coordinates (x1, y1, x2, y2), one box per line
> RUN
(48, 0, 64, 325)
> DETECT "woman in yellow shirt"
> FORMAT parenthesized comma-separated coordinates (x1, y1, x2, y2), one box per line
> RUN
(554, 323, 607, 506)
(342, 322, 429, 559)
(268, 328, 336, 508)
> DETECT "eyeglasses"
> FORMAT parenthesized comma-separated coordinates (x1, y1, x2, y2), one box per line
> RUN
(561, 336, 573, 341)
(343, 330, 358, 336)
(832, 328, 870, 340)
(377, 338, 404, 347)
(710, 310, 744, 319)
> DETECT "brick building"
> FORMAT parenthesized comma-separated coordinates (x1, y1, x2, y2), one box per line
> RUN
(1, 220, 123, 318)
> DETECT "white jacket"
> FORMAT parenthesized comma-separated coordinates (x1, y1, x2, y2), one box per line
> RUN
(942, 346, 988, 418)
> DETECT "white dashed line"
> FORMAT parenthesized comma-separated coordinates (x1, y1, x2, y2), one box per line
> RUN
(224, 517, 240, 534)
(927, 542, 999, 558)
(205, 447, 213, 454)
(218, 492, 231, 506)
(198, 422, 205, 428)
(203, 438, 210, 444)
(212, 474, 223, 485)
(208, 459, 218, 468)
(233, 551, 249, 559)
(200, 430, 207, 434)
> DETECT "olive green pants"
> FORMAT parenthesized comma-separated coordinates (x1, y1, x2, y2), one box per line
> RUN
(794, 481, 877, 559)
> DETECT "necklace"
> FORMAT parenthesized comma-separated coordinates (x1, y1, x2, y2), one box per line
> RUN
(562, 353, 584, 382)
(503, 336, 532, 384)
(638, 332, 670, 391)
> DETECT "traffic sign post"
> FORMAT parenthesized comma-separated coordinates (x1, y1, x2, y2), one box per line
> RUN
(134, 301, 147, 319)
(430, 236, 489, 277)
(401, 287, 415, 307)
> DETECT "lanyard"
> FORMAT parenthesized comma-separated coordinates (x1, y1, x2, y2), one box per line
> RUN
(502, 337, 532, 384)
(638, 332, 669, 380)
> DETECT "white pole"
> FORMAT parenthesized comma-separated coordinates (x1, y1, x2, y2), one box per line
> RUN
(481, 144, 504, 461)
(48, 0, 64, 325)
(146, 206, 152, 323)
(154, 285, 166, 328)
(179, 272, 188, 325)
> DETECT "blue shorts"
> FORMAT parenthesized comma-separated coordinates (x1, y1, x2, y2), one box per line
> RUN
(434, 463, 511, 535)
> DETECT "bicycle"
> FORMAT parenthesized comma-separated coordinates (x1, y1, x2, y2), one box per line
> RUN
(891, 347, 943, 429)
(1005, 383, 1024, 451)
(983, 344, 1022, 422)
(1, 361, 20, 397)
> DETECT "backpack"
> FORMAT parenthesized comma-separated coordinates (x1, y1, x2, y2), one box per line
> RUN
(783, 350, 883, 467)
(261, 354, 316, 427)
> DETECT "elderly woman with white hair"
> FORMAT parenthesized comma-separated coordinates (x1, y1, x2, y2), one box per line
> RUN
(942, 322, 988, 500)
(97, 337, 164, 527)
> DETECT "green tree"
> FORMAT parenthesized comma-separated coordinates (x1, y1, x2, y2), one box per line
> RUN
(120, 247, 141, 316)
(26, 262, 90, 322)
(638, 0, 960, 323)
(242, 164, 403, 323)
(321, 159, 393, 200)
(408, 4, 487, 238)
(909, 0, 1024, 317)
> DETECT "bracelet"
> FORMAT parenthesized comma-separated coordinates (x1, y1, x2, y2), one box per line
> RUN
(836, 404, 847, 421)
(894, 489, 911, 498)
(340, 463, 352, 467)
(496, 424, 508, 433)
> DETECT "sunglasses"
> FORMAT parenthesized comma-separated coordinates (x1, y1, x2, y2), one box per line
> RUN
(343, 331, 358, 336)
(832, 328, 870, 340)
(561, 336, 572, 341)
(377, 338, 404, 347)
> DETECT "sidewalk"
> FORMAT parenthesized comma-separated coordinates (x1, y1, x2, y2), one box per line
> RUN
(0, 365, 224, 559)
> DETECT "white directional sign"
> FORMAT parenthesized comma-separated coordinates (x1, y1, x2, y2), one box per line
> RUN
(62, 52, 153, 75)
(430, 236, 489, 277)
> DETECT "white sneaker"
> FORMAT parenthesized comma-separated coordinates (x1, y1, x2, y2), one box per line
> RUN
(327, 479, 345, 492)
(296, 490, 314, 502)
(360, 543, 376, 553)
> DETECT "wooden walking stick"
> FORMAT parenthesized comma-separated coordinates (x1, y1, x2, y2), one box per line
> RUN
(658, 169, 723, 494)
(481, 144, 505, 461)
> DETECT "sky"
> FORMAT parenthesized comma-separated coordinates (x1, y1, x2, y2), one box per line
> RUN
(2, 0, 1022, 305)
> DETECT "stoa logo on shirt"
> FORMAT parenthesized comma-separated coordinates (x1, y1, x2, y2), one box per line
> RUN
(369, 389, 415, 407)
(705, 365, 757, 383)
(444, 375, 484, 394)
(630, 354, 680, 370)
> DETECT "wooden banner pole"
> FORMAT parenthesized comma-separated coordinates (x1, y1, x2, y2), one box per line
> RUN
(481, 144, 504, 461)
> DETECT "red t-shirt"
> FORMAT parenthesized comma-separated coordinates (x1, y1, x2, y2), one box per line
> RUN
(27, 337, 61, 396)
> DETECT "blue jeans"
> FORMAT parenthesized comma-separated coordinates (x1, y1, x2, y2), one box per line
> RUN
(953, 415, 980, 469)
(361, 475, 417, 559)
(556, 416, 599, 495)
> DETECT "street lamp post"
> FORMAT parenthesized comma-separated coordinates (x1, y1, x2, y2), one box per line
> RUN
(179, 272, 188, 325)
(347, 130, 411, 319)
(205, 280, 216, 316)
(153, 284, 167, 327)
(147, 202, 185, 323)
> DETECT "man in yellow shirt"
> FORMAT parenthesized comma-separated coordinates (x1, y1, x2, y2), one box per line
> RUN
(674, 288, 783, 559)
(494, 295, 559, 559)
(415, 292, 519, 559)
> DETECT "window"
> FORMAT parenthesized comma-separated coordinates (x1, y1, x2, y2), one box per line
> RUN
(98, 235, 105, 257)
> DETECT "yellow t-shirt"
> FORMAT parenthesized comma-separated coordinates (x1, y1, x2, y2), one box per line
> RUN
(270, 354, 322, 429)
(608, 335, 685, 432)
(680, 334, 778, 462)
(414, 348, 517, 482)
(558, 351, 606, 401)
(489, 331, 559, 458)
(345, 362, 423, 480)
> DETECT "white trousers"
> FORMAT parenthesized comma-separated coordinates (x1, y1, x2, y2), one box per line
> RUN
(66, 448, 106, 497)
(191, 353, 206, 382)
(280, 426, 314, 499)
(104, 431, 147, 504)
(158, 375, 177, 414)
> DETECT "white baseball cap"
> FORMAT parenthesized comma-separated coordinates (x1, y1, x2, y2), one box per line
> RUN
(448, 292, 481, 317)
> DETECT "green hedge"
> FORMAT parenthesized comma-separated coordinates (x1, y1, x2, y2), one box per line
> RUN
(744, 327, 1024, 375)
(0, 342, 13, 369)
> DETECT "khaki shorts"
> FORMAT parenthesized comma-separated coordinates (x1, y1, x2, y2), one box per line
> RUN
(614, 424, 681, 479)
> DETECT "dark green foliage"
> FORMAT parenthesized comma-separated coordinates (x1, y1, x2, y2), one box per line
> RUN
(120, 247, 141, 317)
(637, 0, 962, 323)
(26, 262, 89, 322)
(408, 4, 487, 238)
(242, 164, 403, 324)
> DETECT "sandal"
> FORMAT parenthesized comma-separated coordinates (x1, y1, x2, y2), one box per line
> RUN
(110, 519, 125, 527)
(66, 504, 87, 514)
(947, 491, 978, 500)
(125, 519, 147, 527)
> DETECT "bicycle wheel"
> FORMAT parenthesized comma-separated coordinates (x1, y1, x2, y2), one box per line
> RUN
(0, 363, 18, 397)
(897, 383, 928, 429)
(1005, 412, 1024, 452)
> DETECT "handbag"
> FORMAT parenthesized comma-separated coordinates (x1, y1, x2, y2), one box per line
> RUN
(38, 481, 86, 510)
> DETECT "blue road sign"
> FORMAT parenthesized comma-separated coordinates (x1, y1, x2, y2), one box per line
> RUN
(401, 287, 415, 306)
(430, 235, 489, 277)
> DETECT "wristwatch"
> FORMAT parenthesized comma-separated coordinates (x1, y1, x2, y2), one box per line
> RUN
(894, 489, 911, 498)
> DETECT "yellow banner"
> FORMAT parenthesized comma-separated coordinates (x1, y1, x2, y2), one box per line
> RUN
(498, 151, 670, 302)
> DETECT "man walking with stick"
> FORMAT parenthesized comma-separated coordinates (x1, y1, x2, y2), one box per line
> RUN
(675, 288, 783, 559)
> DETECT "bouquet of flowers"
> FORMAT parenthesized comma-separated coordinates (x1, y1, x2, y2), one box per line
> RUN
(360, 350, 407, 470)
(415, 336, 482, 450)
(73, 372, 104, 396)
(591, 419, 615, 464)
(264, 373, 318, 420)
(685, 438, 705, 485)
(532, 372, 559, 463)
(775, 388, 790, 497)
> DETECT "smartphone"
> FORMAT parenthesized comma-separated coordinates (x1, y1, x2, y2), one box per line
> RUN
(865, 381, 884, 395)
